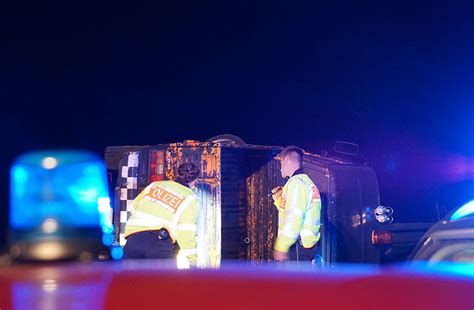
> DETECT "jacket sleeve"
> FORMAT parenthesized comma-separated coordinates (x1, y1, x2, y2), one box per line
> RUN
(274, 178, 309, 252)
(176, 196, 198, 265)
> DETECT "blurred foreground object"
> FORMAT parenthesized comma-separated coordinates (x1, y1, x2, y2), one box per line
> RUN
(0, 261, 473, 309)
(7, 150, 117, 262)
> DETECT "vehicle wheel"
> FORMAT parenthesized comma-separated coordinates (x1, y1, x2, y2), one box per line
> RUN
(206, 134, 246, 146)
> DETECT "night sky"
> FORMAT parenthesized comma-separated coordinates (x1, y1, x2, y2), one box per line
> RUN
(1, 1, 473, 246)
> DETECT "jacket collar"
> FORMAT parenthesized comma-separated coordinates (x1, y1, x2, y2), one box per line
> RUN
(290, 167, 305, 178)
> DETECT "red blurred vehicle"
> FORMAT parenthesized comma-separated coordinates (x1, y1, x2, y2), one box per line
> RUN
(0, 260, 473, 310)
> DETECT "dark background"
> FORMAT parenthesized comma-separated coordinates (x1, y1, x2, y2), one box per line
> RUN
(1, 1, 473, 248)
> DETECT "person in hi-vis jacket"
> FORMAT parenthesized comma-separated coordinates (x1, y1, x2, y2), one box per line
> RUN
(271, 146, 321, 262)
(123, 163, 200, 267)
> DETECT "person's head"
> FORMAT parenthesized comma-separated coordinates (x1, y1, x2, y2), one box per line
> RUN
(279, 146, 304, 178)
(174, 162, 200, 188)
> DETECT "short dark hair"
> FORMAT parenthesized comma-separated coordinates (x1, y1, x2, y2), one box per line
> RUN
(175, 162, 200, 186)
(279, 145, 304, 166)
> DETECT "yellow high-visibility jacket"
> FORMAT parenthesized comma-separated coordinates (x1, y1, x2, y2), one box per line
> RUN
(124, 180, 198, 264)
(273, 170, 321, 252)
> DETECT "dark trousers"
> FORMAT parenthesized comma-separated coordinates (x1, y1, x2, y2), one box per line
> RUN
(288, 240, 318, 262)
(123, 230, 174, 259)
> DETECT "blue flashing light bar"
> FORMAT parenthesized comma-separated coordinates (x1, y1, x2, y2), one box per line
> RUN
(450, 200, 474, 220)
(9, 150, 113, 234)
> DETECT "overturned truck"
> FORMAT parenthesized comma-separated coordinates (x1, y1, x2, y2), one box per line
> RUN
(105, 136, 389, 267)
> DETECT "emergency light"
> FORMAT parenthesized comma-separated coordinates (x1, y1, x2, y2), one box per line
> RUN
(450, 200, 474, 221)
(8, 150, 115, 261)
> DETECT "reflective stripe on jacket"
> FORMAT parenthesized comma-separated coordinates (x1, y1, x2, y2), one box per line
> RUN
(124, 180, 198, 264)
(274, 173, 321, 252)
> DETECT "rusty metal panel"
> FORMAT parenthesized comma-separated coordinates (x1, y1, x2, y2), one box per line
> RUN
(220, 148, 247, 259)
(161, 142, 222, 268)
(245, 152, 280, 261)
(218, 146, 281, 261)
